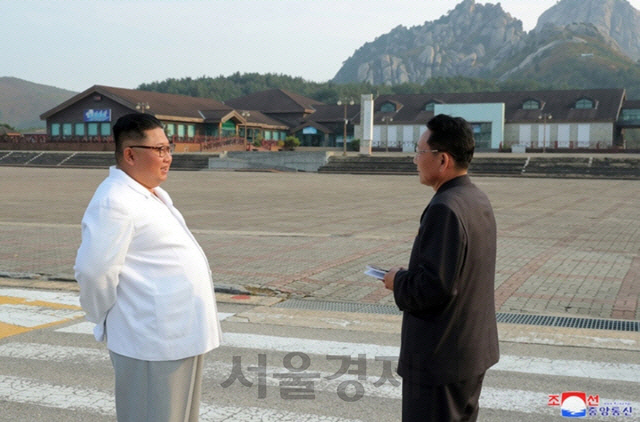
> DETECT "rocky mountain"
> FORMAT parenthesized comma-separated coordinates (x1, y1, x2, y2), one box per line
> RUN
(332, 0, 640, 88)
(0, 77, 77, 130)
(333, 0, 526, 85)
(535, 0, 640, 61)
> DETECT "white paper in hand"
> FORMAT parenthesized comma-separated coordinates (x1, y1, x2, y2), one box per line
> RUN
(364, 264, 388, 280)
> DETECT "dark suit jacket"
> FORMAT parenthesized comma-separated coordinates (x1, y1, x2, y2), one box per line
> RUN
(394, 175, 499, 386)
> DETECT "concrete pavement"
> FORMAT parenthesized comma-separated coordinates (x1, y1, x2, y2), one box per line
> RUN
(1, 165, 638, 321)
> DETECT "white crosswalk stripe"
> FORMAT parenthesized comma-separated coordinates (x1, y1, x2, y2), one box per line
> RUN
(1, 287, 639, 421)
(2, 337, 639, 418)
(0, 375, 366, 422)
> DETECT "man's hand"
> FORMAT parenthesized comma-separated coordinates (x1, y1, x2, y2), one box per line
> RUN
(383, 267, 403, 291)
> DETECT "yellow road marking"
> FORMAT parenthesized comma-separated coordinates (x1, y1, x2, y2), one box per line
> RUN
(0, 295, 84, 340)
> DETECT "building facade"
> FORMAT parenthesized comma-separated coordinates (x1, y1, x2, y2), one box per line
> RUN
(354, 88, 635, 152)
(39, 86, 640, 152)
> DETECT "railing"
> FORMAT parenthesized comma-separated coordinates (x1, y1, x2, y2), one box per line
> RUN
(199, 136, 246, 151)
(1, 135, 246, 152)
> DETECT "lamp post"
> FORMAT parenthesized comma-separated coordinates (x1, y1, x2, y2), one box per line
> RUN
(337, 98, 354, 156)
(539, 113, 552, 153)
(136, 102, 150, 114)
(241, 111, 250, 150)
(381, 115, 393, 152)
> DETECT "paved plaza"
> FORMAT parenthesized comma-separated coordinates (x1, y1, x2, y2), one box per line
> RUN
(1, 165, 639, 321)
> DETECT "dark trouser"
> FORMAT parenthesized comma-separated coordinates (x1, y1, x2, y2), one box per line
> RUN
(402, 373, 485, 422)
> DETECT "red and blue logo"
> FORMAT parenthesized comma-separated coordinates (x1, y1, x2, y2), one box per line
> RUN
(560, 392, 588, 418)
(548, 392, 633, 418)
(549, 392, 599, 418)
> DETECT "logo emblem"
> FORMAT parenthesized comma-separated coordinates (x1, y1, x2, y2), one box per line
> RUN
(561, 391, 587, 418)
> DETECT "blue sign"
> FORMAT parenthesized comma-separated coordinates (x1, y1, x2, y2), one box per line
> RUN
(302, 126, 317, 135)
(84, 109, 112, 122)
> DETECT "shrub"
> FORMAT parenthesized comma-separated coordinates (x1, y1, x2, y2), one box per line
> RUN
(283, 136, 300, 150)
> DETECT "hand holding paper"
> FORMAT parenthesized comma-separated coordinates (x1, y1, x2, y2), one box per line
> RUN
(364, 264, 388, 280)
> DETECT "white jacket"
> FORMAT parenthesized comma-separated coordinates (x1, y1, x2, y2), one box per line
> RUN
(74, 166, 221, 361)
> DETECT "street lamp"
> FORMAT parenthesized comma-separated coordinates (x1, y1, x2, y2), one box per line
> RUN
(337, 98, 354, 156)
(539, 113, 552, 152)
(241, 111, 250, 150)
(381, 115, 393, 152)
(136, 102, 150, 113)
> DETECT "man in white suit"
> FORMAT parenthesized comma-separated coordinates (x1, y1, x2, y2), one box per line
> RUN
(75, 113, 222, 422)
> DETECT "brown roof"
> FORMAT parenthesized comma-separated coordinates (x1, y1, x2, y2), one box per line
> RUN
(622, 100, 640, 109)
(233, 110, 289, 129)
(0, 127, 21, 136)
(364, 88, 626, 124)
(301, 104, 360, 124)
(224, 89, 324, 114)
(40, 85, 232, 121)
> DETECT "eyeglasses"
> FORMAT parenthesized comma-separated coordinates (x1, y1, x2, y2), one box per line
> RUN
(128, 144, 174, 157)
(414, 148, 439, 156)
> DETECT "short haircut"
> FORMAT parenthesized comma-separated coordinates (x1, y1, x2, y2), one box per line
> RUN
(113, 113, 163, 163)
(426, 114, 475, 169)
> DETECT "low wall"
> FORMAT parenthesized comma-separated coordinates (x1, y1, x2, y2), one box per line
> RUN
(0, 142, 113, 151)
(209, 151, 332, 172)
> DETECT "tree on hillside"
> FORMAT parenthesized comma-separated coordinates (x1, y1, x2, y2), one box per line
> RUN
(136, 71, 640, 104)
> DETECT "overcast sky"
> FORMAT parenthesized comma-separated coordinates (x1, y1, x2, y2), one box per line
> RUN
(4, 0, 640, 92)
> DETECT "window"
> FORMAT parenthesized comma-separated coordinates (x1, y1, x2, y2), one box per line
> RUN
(471, 122, 492, 149)
(621, 109, 640, 121)
(177, 124, 185, 137)
(88, 123, 98, 136)
(575, 98, 594, 109)
(424, 102, 436, 112)
(75, 123, 85, 136)
(522, 100, 540, 110)
(63, 123, 72, 137)
(221, 121, 236, 137)
(51, 124, 60, 136)
(187, 125, 195, 138)
(380, 102, 396, 113)
(165, 123, 175, 137)
(100, 123, 110, 136)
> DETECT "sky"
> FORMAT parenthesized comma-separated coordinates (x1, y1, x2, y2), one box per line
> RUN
(4, 0, 640, 93)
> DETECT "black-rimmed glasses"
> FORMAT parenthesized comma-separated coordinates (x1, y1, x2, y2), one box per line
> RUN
(128, 144, 174, 157)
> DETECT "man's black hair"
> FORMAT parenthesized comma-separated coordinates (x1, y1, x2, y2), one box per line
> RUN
(426, 114, 475, 169)
(112, 113, 163, 163)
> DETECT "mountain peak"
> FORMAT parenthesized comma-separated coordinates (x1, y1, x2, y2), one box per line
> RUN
(332, 0, 524, 85)
(535, 0, 640, 60)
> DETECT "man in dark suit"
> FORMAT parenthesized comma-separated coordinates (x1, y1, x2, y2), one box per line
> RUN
(383, 114, 499, 422)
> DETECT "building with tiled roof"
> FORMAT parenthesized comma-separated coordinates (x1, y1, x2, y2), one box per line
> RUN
(38, 85, 640, 152)
(39, 86, 299, 149)
(40, 85, 247, 142)
(354, 88, 633, 152)
(290, 104, 360, 148)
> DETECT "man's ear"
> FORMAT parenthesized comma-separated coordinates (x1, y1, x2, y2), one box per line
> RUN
(439, 151, 450, 171)
(122, 147, 135, 165)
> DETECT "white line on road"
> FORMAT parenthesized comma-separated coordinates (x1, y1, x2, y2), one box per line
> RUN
(223, 332, 400, 358)
(4, 344, 637, 417)
(0, 287, 80, 306)
(0, 375, 366, 422)
(53, 323, 640, 385)
(0, 304, 84, 327)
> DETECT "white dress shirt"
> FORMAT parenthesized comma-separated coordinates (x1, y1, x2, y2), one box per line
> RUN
(74, 166, 222, 361)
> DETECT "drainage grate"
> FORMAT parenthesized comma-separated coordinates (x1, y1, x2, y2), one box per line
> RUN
(496, 313, 640, 332)
(274, 299, 401, 315)
(274, 299, 639, 332)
